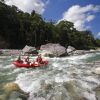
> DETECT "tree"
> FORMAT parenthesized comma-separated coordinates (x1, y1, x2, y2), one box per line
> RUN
(0, 2, 98, 49)
(56, 21, 76, 47)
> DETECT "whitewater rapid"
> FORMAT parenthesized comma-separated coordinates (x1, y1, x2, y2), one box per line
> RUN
(0, 53, 100, 100)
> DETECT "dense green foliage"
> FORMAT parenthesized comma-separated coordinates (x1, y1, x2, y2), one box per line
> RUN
(0, 2, 100, 49)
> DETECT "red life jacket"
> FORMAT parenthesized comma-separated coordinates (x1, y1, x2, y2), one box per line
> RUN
(36, 57, 42, 62)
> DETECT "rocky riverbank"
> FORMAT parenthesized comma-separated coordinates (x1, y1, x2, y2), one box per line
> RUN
(1, 44, 100, 57)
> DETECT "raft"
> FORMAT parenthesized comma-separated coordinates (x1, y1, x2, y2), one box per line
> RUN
(12, 60, 48, 68)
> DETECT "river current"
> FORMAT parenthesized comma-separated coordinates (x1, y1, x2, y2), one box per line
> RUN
(0, 53, 100, 100)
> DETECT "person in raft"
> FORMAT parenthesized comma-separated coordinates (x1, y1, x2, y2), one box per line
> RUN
(25, 56, 30, 64)
(17, 56, 23, 63)
(36, 54, 43, 64)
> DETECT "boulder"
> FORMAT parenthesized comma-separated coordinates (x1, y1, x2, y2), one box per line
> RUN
(22, 45, 37, 55)
(93, 67, 100, 75)
(38, 50, 54, 57)
(96, 48, 100, 52)
(0, 82, 29, 100)
(67, 46, 76, 55)
(93, 85, 100, 100)
(63, 81, 80, 100)
(40, 43, 66, 57)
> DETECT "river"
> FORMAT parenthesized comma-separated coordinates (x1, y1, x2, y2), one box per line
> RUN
(0, 52, 100, 100)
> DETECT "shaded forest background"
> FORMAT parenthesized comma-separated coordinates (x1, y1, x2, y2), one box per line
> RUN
(0, 1, 100, 49)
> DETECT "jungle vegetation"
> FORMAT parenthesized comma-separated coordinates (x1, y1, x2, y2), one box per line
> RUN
(0, 1, 100, 49)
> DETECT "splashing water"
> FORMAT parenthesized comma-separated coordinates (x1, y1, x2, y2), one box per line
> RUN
(0, 53, 100, 100)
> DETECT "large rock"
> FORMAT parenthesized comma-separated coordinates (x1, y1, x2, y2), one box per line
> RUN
(40, 43, 66, 57)
(93, 85, 100, 100)
(38, 50, 54, 57)
(63, 81, 80, 100)
(0, 82, 29, 100)
(67, 46, 76, 55)
(22, 45, 37, 55)
(93, 67, 100, 75)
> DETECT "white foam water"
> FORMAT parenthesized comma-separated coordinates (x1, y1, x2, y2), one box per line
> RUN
(0, 53, 100, 100)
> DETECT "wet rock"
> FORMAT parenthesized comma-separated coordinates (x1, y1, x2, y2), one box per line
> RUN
(63, 80, 80, 100)
(93, 67, 100, 75)
(39, 50, 54, 57)
(39, 81, 53, 96)
(67, 46, 76, 55)
(51, 81, 89, 100)
(22, 45, 37, 54)
(40, 43, 66, 57)
(70, 49, 98, 56)
(42, 83, 52, 92)
(51, 92, 67, 100)
(96, 48, 100, 52)
(52, 85, 68, 100)
(73, 50, 86, 55)
(9, 91, 28, 100)
(93, 85, 100, 100)
(79, 97, 88, 100)
(29, 80, 53, 100)
(28, 80, 93, 100)
(62, 81, 93, 100)
(63, 80, 87, 100)
(0, 82, 29, 100)
(71, 72, 78, 77)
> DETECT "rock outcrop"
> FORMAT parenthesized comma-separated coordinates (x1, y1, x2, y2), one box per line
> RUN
(66, 46, 76, 55)
(0, 82, 29, 100)
(22, 45, 38, 55)
(93, 85, 100, 100)
(40, 43, 66, 57)
(93, 67, 100, 75)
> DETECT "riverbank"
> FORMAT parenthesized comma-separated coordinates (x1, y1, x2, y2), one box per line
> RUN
(0, 48, 100, 57)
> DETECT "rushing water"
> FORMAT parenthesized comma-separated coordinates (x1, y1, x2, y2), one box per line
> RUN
(0, 53, 100, 100)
